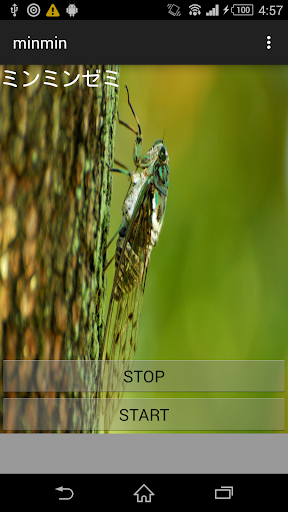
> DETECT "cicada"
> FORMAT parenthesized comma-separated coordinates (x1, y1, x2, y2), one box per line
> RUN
(97, 85, 169, 431)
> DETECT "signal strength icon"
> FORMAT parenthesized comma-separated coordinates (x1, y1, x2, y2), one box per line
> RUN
(206, 4, 219, 16)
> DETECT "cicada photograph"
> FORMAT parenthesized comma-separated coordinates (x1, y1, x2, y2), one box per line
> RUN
(1, 65, 288, 432)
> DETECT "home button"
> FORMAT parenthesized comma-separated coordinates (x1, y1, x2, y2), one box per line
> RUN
(133, 484, 155, 503)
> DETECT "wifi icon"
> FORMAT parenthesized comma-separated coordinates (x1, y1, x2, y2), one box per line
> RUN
(189, 4, 201, 15)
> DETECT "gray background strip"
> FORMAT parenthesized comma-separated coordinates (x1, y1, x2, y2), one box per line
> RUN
(0, 434, 287, 473)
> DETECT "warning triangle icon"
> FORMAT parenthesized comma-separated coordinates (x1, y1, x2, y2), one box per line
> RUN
(46, 4, 60, 17)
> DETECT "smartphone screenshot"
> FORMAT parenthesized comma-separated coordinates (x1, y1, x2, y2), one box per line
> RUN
(0, 1, 287, 506)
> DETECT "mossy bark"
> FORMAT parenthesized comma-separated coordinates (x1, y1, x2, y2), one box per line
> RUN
(0, 65, 119, 432)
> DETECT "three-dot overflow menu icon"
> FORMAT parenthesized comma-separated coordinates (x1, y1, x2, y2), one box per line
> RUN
(133, 484, 155, 503)
(215, 486, 233, 499)
(267, 36, 272, 50)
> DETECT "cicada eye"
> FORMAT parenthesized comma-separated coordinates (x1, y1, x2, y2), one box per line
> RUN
(159, 146, 167, 162)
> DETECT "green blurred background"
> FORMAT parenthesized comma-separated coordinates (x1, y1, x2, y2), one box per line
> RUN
(107, 66, 288, 431)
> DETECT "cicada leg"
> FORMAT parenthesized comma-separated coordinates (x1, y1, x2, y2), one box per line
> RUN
(103, 163, 131, 273)
(103, 217, 127, 272)
(103, 254, 115, 272)
(109, 165, 130, 177)
(105, 221, 125, 252)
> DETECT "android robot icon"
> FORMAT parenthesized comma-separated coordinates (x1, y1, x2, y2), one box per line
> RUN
(66, 3, 78, 17)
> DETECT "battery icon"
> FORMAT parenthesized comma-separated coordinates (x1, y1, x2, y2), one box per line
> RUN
(231, 4, 254, 15)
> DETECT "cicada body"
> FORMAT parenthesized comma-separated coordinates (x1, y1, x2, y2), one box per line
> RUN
(98, 86, 169, 431)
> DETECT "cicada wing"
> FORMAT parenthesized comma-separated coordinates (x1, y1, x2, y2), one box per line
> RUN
(98, 187, 153, 432)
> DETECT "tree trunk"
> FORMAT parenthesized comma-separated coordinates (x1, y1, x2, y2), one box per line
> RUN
(0, 64, 119, 432)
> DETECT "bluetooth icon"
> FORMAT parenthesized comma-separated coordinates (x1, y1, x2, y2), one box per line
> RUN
(11, 3, 18, 16)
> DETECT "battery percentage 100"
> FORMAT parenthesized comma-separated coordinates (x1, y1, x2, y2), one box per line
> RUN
(231, 4, 254, 16)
